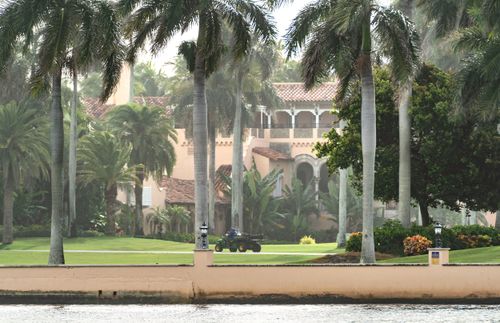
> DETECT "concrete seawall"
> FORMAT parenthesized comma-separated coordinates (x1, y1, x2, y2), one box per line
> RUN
(1, 251, 499, 304)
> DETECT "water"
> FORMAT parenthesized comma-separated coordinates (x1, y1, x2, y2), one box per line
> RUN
(0, 304, 499, 322)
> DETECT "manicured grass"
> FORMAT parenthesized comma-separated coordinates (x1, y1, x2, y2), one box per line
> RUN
(0, 237, 342, 265)
(380, 246, 500, 264)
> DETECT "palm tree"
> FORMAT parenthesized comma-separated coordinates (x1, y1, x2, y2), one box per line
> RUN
(285, 0, 419, 263)
(165, 205, 192, 233)
(146, 207, 170, 237)
(119, 0, 276, 248)
(0, 101, 49, 244)
(0, 0, 123, 264)
(106, 104, 177, 236)
(78, 131, 138, 235)
(231, 40, 278, 231)
(281, 178, 318, 242)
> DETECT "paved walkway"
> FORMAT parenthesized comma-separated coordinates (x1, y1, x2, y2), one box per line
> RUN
(4, 250, 336, 256)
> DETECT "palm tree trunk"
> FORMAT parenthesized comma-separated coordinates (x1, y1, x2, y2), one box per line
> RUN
(359, 22, 376, 264)
(398, 1, 414, 229)
(104, 185, 117, 235)
(2, 165, 14, 244)
(232, 74, 244, 231)
(193, 28, 209, 249)
(398, 81, 412, 228)
(208, 126, 216, 234)
(48, 68, 65, 265)
(133, 171, 144, 236)
(68, 69, 78, 237)
(337, 120, 348, 247)
(337, 168, 348, 248)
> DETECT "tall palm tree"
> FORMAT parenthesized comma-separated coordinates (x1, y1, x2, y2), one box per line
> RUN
(396, 0, 418, 228)
(119, 0, 276, 248)
(0, 101, 49, 244)
(78, 131, 138, 235)
(0, 0, 123, 264)
(286, 0, 419, 262)
(106, 104, 177, 236)
(171, 68, 235, 233)
(231, 40, 278, 231)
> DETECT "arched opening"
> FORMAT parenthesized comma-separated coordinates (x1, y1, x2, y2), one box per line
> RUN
(319, 163, 336, 194)
(274, 111, 291, 128)
(296, 162, 314, 187)
(296, 111, 315, 128)
(319, 111, 339, 128)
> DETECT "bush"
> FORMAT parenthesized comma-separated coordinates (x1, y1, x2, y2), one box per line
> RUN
(299, 235, 316, 245)
(346, 232, 362, 252)
(457, 234, 492, 248)
(404, 235, 432, 256)
(374, 220, 409, 255)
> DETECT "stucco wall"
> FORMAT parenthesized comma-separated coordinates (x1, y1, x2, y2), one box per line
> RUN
(1, 253, 499, 302)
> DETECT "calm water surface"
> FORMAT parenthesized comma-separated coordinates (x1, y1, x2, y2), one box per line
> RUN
(0, 304, 499, 322)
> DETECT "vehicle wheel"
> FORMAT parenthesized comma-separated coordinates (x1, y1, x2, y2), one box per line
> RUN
(214, 244, 223, 252)
(252, 244, 261, 253)
(229, 246, 237, 252)
(238, 244, 247, 252)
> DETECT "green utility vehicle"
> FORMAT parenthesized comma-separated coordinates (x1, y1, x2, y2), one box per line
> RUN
(214, 229, 263, 253)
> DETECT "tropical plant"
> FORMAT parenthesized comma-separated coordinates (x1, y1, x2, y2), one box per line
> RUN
(0, 0, 123, 264)
(119, 0, 276, 249)
(134, 62, 168, 97)
(0, 101, 49, 244)
(106, 104, 177, 236)
(165, 205, 192, 233)
(146, 207, 170, 237)
(285, 0, 419, 263)
(78, 131, 139, 236)
(281, 178, 319, 241)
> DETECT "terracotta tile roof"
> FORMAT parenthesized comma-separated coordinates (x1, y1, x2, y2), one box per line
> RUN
(273, 82, 337, 102)
(82, 96, 172, 119)
(252, 147, 293, 161)
(161, 177, 229, 205)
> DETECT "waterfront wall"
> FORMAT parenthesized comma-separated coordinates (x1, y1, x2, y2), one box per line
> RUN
(1, 251, 499, 303)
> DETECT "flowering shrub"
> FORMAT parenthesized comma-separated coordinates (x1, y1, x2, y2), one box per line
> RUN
(299, 235, 316, 245)
(457, 234, 492, 248)
(346, 232, 362, 252)
(403, 235, 432, 256)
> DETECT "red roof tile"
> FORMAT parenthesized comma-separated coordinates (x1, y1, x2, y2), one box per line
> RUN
(252, 147, 292, 161)
(161, 177, 229, 205)
(272, 82, 337, 102)
(82, 96, 172, 119)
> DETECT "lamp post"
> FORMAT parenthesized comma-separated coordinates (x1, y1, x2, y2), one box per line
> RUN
(200, 222, 208, 250)
(434, 222, 443, 248)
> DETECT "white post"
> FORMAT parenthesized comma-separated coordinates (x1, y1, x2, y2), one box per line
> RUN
(267, 113, 272, 129)
(315, 110, 320, 128)
(291, 111, 296, 129)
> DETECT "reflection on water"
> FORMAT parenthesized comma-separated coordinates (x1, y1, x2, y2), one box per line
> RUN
(1, 304, 499, 323)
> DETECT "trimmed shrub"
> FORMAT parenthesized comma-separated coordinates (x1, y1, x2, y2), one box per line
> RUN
(374, 220, 409, 255)
(404, 235, 432, 256)
(78, 230, 105, 237)
(299, 235, 316, 245)
(346, 232, 362, 252)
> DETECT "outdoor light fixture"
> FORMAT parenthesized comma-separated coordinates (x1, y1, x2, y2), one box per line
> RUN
(200, 222, 208, 250)
(434, 222, 443, 248)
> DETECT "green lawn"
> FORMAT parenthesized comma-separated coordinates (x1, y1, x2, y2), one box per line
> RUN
(380, 246, 500, 264)
(0, 237, 342, 265)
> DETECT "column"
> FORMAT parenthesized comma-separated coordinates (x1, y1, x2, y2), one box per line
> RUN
(267, 113, 272, 129)
(291, 111, 296, 129)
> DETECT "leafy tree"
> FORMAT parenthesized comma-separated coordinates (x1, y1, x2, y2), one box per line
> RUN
(0, 0, 123, 264)
(0, 101, 49, 244)
(78, 131, 138, 235)
(285, 0, 419, 263)
(119, 0, 276, 249)
(281, 178, 318, 242)
(317, 65, 500, 226)
(106, 104, 177, 236)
